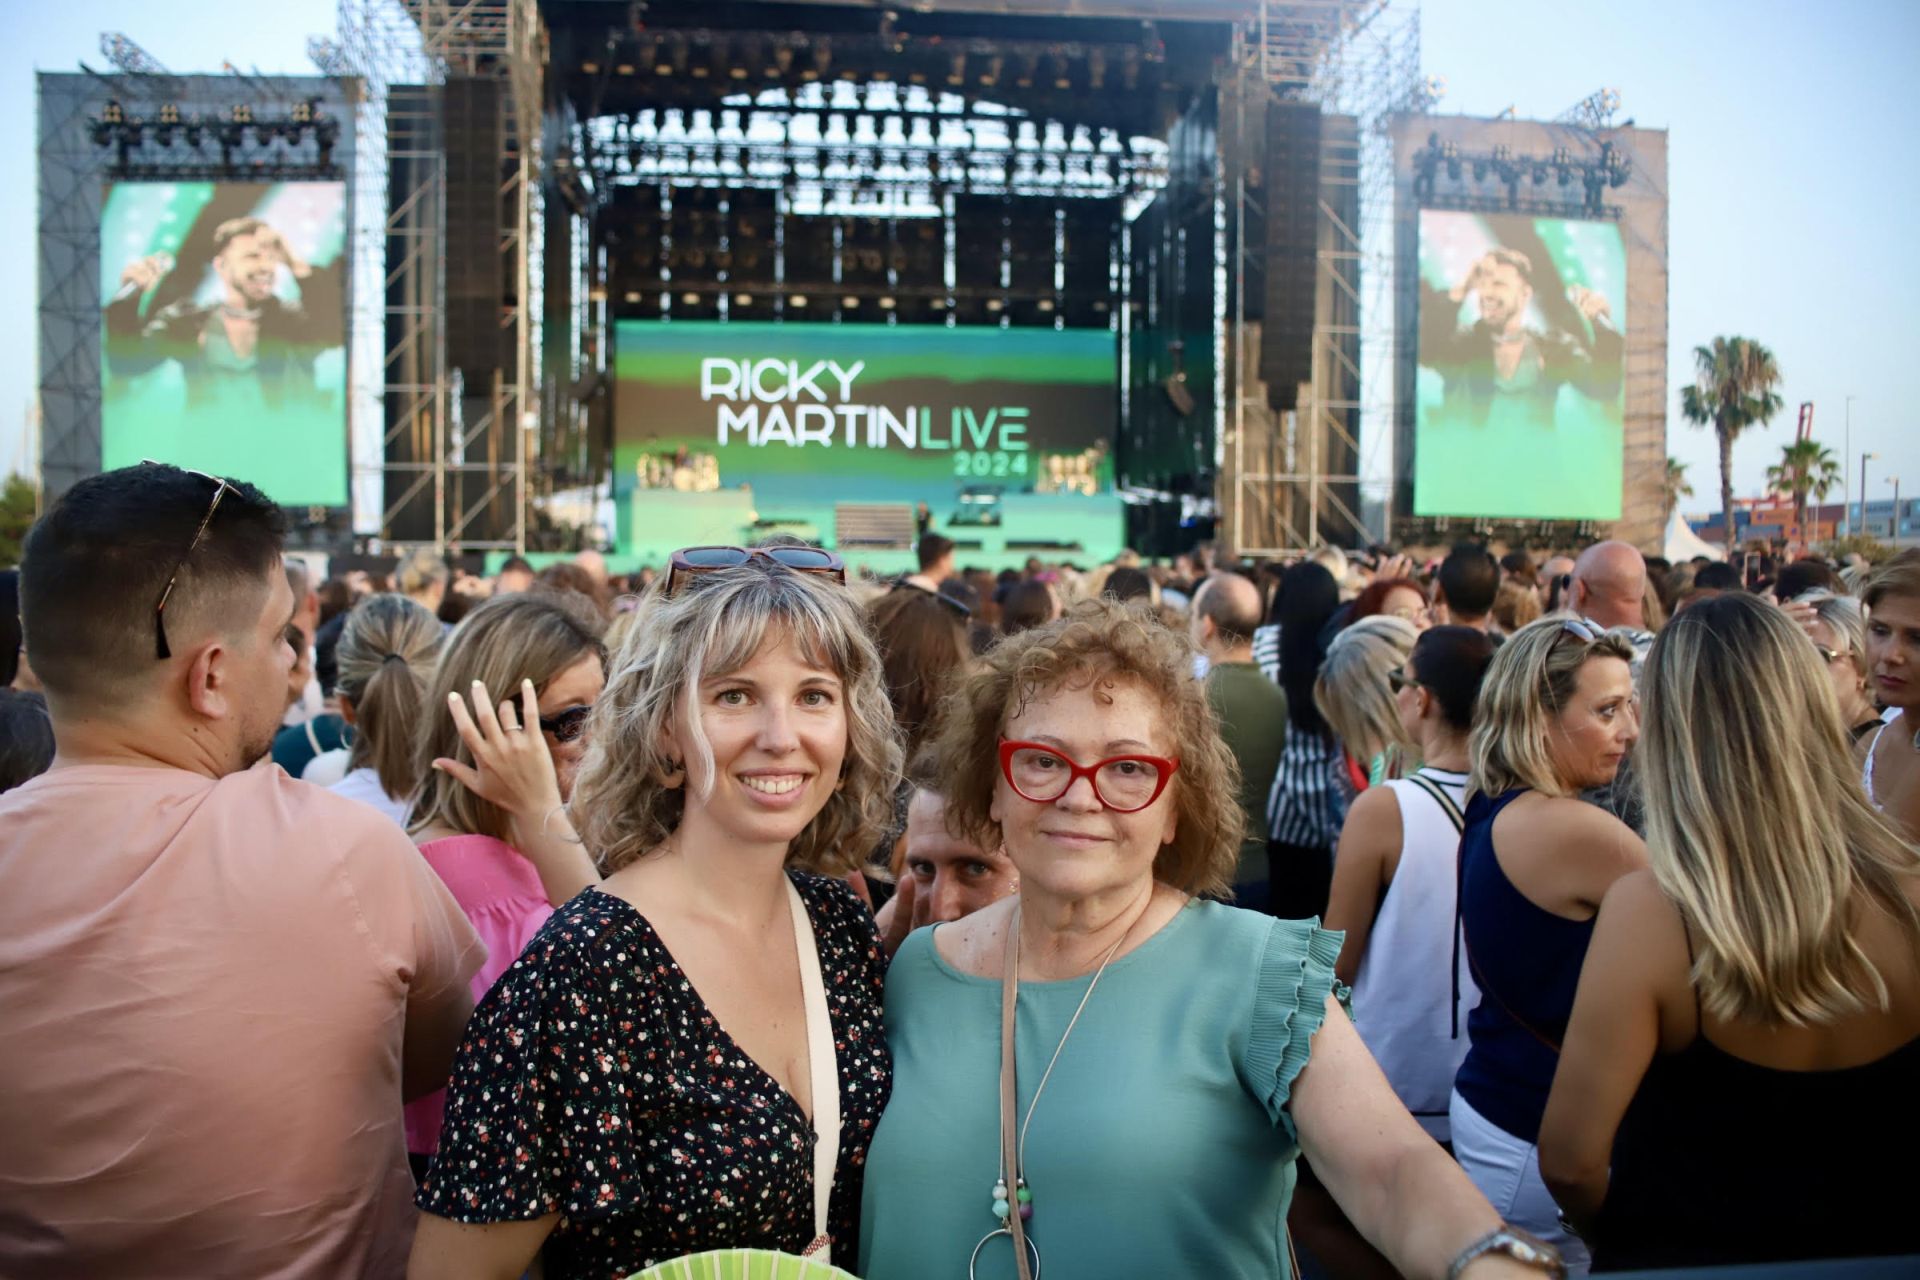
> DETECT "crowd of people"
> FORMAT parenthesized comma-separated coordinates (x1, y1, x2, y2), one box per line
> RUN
(1, 462, 1917, 1279)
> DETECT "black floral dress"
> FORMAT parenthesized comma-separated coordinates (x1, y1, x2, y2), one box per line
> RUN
(416, 872, 893, 1280)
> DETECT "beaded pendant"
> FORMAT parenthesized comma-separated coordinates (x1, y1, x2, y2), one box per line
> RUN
(991, 1176, 1034, 1224)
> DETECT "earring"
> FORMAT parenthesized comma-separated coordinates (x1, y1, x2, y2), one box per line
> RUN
(659, 757, 685, 788)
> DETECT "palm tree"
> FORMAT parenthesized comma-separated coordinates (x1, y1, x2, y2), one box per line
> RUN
(1662, 456, 1693, 526)
(1679, 336, 1785, 558)
(1765, 438, 1842, 537)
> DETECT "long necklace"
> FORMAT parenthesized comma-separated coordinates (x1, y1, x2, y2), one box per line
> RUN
(968, 905, 1134, 1280)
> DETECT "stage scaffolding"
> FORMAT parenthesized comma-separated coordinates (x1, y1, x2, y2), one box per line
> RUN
(1226, 0, 1425, 556)
(333, 0, 545, 552)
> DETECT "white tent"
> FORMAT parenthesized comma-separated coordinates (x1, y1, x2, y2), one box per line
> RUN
(1664, 508, 1726, 562)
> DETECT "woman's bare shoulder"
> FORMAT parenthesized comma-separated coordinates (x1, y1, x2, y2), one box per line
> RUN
(932, 895, 1019, 978)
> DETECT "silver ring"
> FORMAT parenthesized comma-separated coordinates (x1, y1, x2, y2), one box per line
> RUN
(969, 1226, 1040, 1279)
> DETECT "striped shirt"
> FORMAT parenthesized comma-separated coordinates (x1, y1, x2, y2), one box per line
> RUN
(1267, 724, 1348, 849)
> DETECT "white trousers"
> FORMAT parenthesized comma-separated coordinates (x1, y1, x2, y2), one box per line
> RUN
(1449, 1090, 1591, 1279)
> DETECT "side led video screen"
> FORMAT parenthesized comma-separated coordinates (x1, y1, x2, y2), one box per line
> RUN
(100, 181, 349, 507)
(1415, 210, 1626, 520)
(613, 321, 1117, 554)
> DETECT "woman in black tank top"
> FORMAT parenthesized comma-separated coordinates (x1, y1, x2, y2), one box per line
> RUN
(1537, 594, 1920, 1269)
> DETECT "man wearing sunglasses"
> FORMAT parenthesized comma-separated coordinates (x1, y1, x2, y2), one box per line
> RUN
(0, 464, 483, 1278)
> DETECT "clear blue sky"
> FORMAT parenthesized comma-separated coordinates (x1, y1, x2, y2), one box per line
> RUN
(5, 1, 1917, 516)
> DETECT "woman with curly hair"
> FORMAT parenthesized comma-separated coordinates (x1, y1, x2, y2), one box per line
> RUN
(411, 553, 903, 1280)
(860, 598, 1551, 1280)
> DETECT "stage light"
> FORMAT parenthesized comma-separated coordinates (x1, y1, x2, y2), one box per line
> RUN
(618, 64, 636, 75)
(232, 104, 253, 124)
(790, 295, 808, 307)
(292, 100, 313, 124)
(104, 100, 125, 124)
(735, 293, 752, 306)
(947, 53, 966, 86)
(843, 295, 860, 308)
(656, 62, 673, 75)
(681, 291, 700, 305)
(159, 103, 180, 125)
(986, 298, 1004, 312)
(1038, 299, 1055, 312)
(583, 61, 600, 74)
(624, 291, 642, 303)
(879, 296, 897, 309)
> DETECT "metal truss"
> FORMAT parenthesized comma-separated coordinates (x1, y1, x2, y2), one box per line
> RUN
(333, 0, 543, 553)
(1227, 0, 1424, 556)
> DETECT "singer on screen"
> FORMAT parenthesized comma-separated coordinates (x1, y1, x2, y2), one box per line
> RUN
(103, 216, 341, 410)
(1420, 246, 1622, 429)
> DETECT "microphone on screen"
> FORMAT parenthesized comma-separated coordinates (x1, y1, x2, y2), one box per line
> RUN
(110, 251, 175, 305)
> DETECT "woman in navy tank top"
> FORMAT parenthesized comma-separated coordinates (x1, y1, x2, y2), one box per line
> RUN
(1539, 592, 1920, 1268)
(1452, 616, 1648, 1276)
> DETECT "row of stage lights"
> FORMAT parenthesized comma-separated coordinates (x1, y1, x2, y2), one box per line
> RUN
(89, 100, 339, 170)
(1412, 132, 1630, 215)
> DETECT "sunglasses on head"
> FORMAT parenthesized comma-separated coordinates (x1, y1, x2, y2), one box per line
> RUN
(538, 704, 594, 743)
(1388, 668, 1422, 694)
(891, 580, 973, 619)
(665, 545, 846, 596)
(142, 460, 233, 661)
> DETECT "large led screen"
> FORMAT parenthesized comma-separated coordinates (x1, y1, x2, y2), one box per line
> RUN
(100, 182, 348, 507)
(614, 321, 1117, 551)
(1415, 211, 1625, 520)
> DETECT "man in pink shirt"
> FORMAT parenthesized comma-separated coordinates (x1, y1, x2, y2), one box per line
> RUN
(0, 464, 485, 1279)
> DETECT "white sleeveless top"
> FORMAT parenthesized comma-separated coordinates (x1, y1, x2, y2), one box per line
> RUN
(1347, 766, 1479, 1142)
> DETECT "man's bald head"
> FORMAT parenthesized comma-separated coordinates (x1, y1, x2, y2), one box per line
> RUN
(1192, 572, 1263, 659)
(1571, 540, 1647, 630)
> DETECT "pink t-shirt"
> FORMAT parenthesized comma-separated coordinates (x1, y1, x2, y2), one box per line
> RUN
(404, 832, 555, 1156)
(0, 761, 486, 1280)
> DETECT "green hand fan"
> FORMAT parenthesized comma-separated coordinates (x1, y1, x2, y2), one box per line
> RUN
(623, 1248, 860, 1280)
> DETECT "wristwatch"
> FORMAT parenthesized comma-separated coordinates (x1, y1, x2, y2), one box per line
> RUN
(1445, 1225, 1566, 1280)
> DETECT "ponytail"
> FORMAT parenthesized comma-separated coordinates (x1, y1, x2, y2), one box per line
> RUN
(334, 594, 445, 807)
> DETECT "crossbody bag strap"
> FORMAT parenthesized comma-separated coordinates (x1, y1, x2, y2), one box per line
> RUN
(1447, 794, 1563, 1056)
(786, 879, 841, 1262)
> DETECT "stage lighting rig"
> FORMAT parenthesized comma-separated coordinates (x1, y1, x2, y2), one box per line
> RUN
(1411, 131, 1630, 217)
(87, 97, 341, 179)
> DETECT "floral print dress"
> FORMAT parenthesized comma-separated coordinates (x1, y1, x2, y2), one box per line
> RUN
(416, 872, 893, 1280)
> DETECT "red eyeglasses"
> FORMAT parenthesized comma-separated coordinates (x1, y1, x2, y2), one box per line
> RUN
(998, 739, 1179, 813)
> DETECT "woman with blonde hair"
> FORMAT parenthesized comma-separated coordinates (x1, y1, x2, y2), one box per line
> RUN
(862, 597, 1563, 1280)
(1863, 549, 1920, 838)
(412, 552, 902, 1280)
(327, 593, 444, 824)
(1314, 613, 1419, 784)
(1792, 590, 1882, 747)
(1450, 616, 1647, 1276)
(1539, 592, 1920, 1266)
(397, 591, 608, 1176)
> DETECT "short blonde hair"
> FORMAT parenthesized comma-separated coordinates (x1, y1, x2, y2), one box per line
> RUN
(1863, 548, 1920, 611)
(1800, 590, 1867, 679)
(1640, 592, 1920, 1024)
(1314, 614, 1417, 762)
(932, 597, 1243, 898)
(570, 562, 902, 876)
(1468, 614, 1638, 799)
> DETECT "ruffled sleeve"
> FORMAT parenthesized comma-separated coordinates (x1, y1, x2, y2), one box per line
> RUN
(1243, 917, 1348, 1147)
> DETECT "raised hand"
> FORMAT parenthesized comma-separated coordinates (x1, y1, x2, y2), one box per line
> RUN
(432, 678, 565, 822)
(119, 253, 173, 292)
(1567, 284, 1612, 325)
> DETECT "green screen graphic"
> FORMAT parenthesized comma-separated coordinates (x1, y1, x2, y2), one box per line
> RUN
(1415, 210, 1625, 520)
(614, 321, 1117, 555)
(101, 182, 348, 507)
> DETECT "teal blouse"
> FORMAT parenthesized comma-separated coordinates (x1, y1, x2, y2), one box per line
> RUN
(858, 901, 1344, 1280)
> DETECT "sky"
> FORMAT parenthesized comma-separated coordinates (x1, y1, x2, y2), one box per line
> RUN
(3, 0, 1917, 519)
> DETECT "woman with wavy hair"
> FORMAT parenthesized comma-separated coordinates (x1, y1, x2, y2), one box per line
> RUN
(1539, 592, 1920, 1267)
(862, 598, 1558, 1280)
(412, 555, 901, 1280)
(1451, 616, 1647, 1276)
